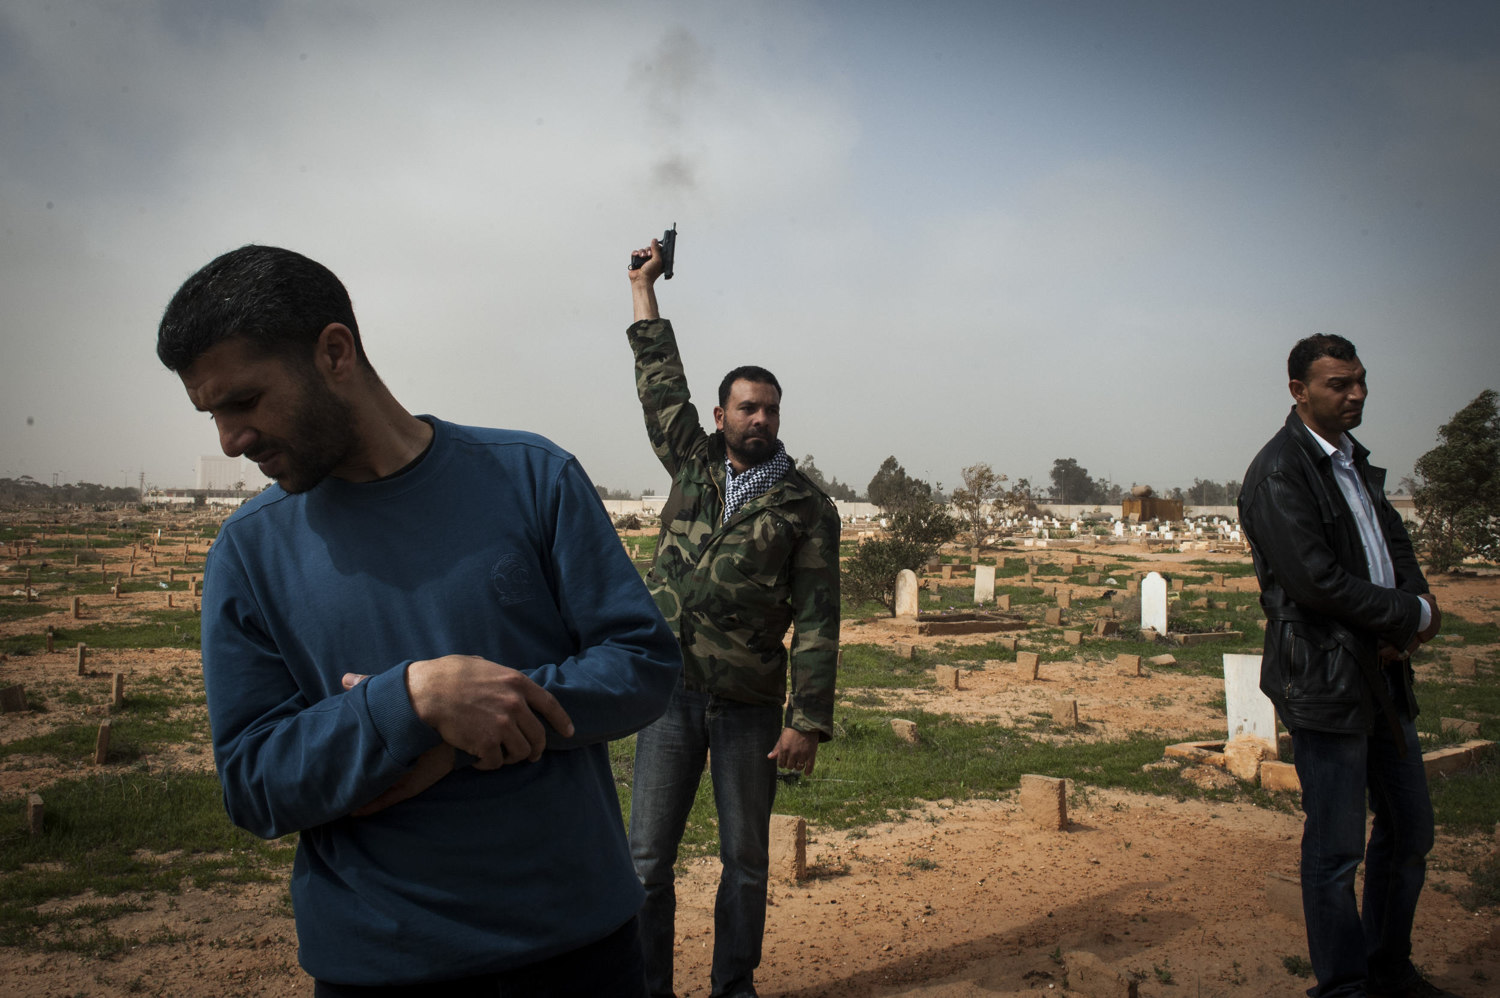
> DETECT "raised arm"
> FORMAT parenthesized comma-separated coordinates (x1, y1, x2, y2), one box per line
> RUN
(630, 238, 663, 322)
(627, 240, 708, 476)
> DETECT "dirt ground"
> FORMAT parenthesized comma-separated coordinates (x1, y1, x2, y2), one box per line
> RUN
(2, 538, 1497, 997)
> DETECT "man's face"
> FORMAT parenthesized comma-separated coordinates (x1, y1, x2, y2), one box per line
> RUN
(713, 378, 781, 470)
(181, 338, 357, 494)
(1291, 354, 1368, 444)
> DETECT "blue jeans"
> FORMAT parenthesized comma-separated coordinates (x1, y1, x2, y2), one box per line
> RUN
(629, 680, 783, 998)
(1291, 709, 1434, 998)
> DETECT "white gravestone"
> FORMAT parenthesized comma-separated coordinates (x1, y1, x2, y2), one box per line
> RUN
(1223, 654, 1277, 748)
(1141, 571, 1168, 634)
(894, 569, 919, 618)
(973, 564, 996, 605)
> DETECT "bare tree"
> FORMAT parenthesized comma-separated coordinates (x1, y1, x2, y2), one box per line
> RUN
(949, 463, 1007, 552)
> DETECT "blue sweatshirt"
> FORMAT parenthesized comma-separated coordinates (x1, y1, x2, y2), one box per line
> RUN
(200, 418, 681, 985)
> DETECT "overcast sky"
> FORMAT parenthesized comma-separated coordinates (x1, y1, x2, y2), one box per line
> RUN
(3, 1, 1496, 497)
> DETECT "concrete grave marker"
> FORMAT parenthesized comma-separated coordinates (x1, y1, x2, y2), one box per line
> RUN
(1051, 699, 1078, 728)
(1140, 572, 1168, 634)
(1266, 872, 1304, 923)
(894, 570, 919, 618)
(1223, 654, 1276, 746)
(0, 685, 27, 713)
(973, 564, 996, 605)
(1020, 774, 1067, 830)
(1441, 717, 1481, 738)
(94, 720, 111, 764)
(769, 814, 806, 881)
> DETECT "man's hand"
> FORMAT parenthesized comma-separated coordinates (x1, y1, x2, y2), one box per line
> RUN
(352, 743, 457, 816)
(1397, 593, 1443, 656)
(341, 672, 458, 814)
(1416, 593, 1441, 644)
(767, 727, 819, 776)
(629, 239, 663, 322)
(404, 655, 574, 770)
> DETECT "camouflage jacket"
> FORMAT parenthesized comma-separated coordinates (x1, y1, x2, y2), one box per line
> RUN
(628, 318, 840, 738)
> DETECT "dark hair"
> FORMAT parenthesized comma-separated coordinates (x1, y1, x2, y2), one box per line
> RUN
(717, 365, 782, 408)
(1287, 334, 1357, 383)
(156, 245, 368, 372)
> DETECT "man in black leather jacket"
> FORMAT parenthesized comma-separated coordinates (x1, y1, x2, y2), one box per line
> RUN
(1239, 335, 1451, 998)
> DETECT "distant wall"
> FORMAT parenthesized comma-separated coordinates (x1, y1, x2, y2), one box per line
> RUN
(835, 501, 882, 520)
(1037, 503, 1240, 521)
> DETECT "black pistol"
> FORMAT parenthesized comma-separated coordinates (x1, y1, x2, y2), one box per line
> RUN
(629, 223, 677, 280)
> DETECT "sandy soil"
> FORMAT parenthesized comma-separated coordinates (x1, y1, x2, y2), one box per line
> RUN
(2, 535, 1497, 997)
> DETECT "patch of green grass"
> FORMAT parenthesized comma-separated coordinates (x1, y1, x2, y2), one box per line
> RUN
(1427, 753, 1500, 834)
(1442, 614, 1500, 645)
(842, 595, 892, 619)
(0, 771, 294, 953)
(1181, 559, 1257, 577)
(999, 584, 1052, 606)
(930, 640, 1020, 664)
(1282, 954, 1313, 978)
(1, 616, 201, 656)
(1457, 856, 1500, 911)
(0, 599, 53, 623)
(836, 644, 934, 689)
(0, 675, 205, 765)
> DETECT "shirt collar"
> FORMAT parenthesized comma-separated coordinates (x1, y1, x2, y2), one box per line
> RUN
(1300, 420, 1352, 461)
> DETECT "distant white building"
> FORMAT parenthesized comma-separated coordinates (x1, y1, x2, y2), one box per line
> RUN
(196, 456, 271, 491)
(196, 456, 245, 491)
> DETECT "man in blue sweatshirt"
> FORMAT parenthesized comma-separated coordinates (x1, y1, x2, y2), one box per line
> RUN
(157, 244, 681, 997)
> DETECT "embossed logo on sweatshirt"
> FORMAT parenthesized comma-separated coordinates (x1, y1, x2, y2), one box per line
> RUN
(490, 554, 535, 606)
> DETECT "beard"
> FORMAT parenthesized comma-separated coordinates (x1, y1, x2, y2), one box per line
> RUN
(723, 425, 777, 467)
(251, 372, 358, 494)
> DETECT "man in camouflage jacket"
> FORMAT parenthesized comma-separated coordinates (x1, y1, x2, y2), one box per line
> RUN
(625, 237, 840, 998)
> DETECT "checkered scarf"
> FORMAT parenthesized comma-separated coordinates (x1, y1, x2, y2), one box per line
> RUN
(722, 441, 791, 524)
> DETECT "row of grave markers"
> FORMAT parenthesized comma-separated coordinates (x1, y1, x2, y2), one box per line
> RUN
(895, 562, 1183, 637)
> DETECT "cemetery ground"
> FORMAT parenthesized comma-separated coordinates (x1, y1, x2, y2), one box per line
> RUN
(1, 517, 1498, 997)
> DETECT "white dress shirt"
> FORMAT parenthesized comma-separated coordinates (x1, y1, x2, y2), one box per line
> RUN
(1302, 422, 1430, 631)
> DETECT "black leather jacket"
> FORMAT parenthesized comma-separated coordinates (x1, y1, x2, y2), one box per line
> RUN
(1238, 409, 1429, 734)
